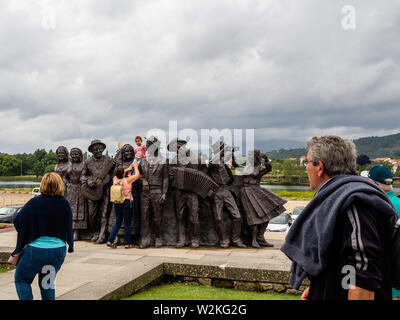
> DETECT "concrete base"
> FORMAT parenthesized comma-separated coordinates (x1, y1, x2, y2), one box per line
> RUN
(0, 229, 307, 300)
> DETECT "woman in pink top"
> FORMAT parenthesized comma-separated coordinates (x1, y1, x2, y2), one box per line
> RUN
(107, 161, 140, 249)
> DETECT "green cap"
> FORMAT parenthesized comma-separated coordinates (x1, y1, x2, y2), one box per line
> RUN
(368, 164, 393, 185)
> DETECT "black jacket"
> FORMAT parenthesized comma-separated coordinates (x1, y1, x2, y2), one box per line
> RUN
(281, 175, 397, 298)
(12, 194, 74, 256)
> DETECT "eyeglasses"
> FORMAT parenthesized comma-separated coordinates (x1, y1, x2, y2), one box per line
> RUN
(303, 159, 318, 167)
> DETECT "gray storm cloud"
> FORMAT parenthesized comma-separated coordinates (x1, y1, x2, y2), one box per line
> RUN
(0, 0, 399, 154)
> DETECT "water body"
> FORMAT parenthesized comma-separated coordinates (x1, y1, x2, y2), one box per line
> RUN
(0, 181, 40, 188)
(261, 185, 312, 192)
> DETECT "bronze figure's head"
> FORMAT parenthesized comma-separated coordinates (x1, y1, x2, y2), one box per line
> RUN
(70, 148, 83, 163)
(56, 146, 69, 163)
(121, 144, 135, 162)
(88, 139, 106, 159)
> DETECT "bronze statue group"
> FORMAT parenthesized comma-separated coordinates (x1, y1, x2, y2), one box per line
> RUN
(54, 136, 287, 249)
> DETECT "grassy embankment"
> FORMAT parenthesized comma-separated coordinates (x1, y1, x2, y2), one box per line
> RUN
(0, 224, 13, 230)
(123, 282, 299, 300)
(0, 176, 41, 182)
(273, 190, 315, 200)
(0, 266, 14, 274)
(0, 188, 35, 192)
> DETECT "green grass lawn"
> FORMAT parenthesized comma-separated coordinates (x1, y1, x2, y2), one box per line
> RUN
(0, 266, 14, 274)
(0, 188, 35, 192)
(273, 190, 315, 200)
(0, 224, 14, 230)
(0, 176, 41, 182)
(123, 283, 300, 300)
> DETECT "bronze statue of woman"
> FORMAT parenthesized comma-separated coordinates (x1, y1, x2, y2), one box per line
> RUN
(55, 146, 69, 178)
(65, 148, 87, 241)
(239, 150, 287, 248)
(54, 146, 70, 193)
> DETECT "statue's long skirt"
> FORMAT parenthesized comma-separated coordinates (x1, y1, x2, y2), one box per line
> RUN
(240, 186, 287, 226)
(68, 183, 88, 229)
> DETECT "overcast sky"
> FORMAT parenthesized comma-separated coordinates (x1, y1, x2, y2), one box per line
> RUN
(0, 0, 399, 155)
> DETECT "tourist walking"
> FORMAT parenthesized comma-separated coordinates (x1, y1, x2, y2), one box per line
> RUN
(281, 135, 398, 300)
(107, 161, 140, 249)
(9, 172, 74, 300)
(367, 164, 400, 300)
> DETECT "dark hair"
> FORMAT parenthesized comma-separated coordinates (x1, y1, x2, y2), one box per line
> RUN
(135, 136, 142, 142)
(114, 166, 125, 179)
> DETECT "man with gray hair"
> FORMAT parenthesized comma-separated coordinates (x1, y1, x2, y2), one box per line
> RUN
(281, 135, 399, 300)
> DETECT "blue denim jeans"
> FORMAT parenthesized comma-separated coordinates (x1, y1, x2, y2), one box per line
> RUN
(108, 200, 133, 245)
(14, 245, 66, 300)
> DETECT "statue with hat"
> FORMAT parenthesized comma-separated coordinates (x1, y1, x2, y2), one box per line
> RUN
(168, 137, 206, 248)
(207, 140, 247, 248)
(239, 149, 287, 248)
(64, 148, 88, 241)
(138, 136, 169, 248)
(81, 139, 114, 243)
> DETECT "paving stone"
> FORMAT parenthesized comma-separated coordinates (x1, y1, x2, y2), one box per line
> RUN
(234, 281, 260, 291)
(259, 283, 274, 291)
(79, 258, 133, 266)
(0, 230, 293, 300)
(273, 284, 286, 293)
(147, 252, 205, 260)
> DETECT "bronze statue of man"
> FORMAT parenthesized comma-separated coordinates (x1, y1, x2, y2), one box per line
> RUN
(81, 140, 114, 243)
(139, 136, 169, 248)
(168, 138, 204, 248)
(207, 140, 246, 248)
(64, 148, 87, 241)
(239, 149, 287, 248)
(54, 146, 70, 187)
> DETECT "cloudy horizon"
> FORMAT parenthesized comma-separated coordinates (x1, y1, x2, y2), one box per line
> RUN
(1, 0, 399, 155)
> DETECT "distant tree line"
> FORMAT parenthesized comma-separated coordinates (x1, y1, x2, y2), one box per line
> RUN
(0, 149, 88, 177)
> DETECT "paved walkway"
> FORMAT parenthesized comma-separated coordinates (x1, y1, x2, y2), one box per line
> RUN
(0, 229, 290, 300)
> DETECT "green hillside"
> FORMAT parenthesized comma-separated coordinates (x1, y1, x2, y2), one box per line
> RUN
(266, 148, 307, 160)
(355, 133, 400, 158)
(266, 132, 400, 160)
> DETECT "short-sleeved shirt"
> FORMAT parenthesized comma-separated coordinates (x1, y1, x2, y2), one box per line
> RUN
(134, 145, 146, 159)
(308, 199, 392, 300)
(113, 177, 133, 201)
(387, 191, 400, 215)
(387, 190, 400, 298)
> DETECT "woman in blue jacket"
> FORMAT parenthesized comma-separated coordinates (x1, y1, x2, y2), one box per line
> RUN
(10, 172, 73, 300)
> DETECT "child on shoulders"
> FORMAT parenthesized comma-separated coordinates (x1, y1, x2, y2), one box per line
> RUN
(134, 136, 146, 165)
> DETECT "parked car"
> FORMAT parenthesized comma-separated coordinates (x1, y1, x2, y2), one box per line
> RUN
(31, 187, 41, 198)
(291, 206, 305, 222)
(266, 213, 292, 232)
(0, 205, 23, 223)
